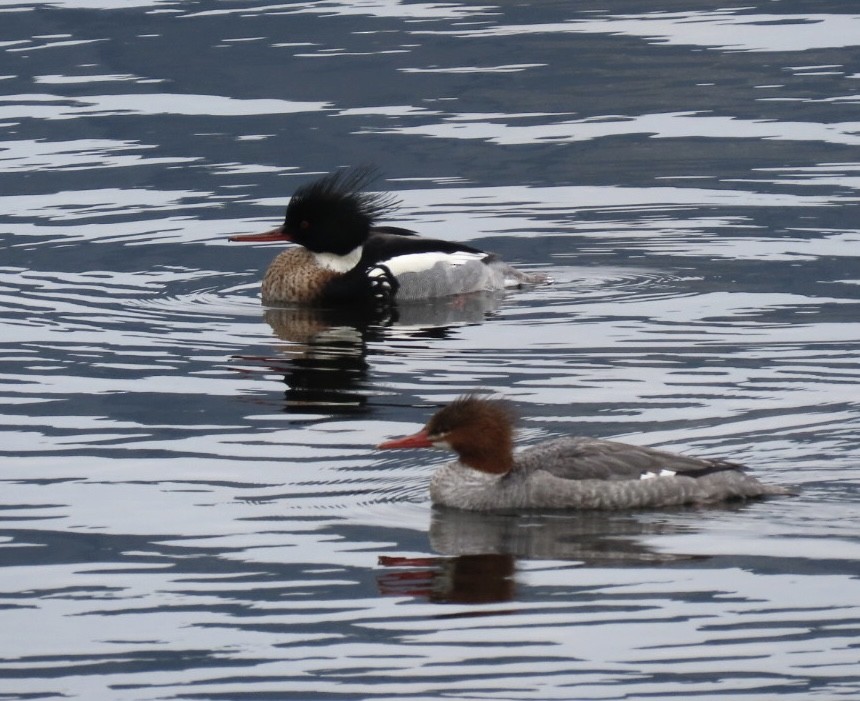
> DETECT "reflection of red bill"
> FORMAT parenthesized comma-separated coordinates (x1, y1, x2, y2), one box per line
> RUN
(378, 555, 439, 568)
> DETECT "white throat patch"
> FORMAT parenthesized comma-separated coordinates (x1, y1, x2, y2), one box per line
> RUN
(313, 247, 363, 273)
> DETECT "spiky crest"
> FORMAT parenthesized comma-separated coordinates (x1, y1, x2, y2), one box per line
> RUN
(427, 395, 517, 475)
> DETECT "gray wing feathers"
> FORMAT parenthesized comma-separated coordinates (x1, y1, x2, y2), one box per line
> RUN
(514, 437, 743, 482)
(393, 256, 501, 300)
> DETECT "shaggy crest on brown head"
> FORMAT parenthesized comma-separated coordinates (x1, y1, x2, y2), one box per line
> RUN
(426, 395, 517, 475)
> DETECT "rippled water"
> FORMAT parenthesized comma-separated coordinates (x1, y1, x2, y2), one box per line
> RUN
(2, 1, 859, 699)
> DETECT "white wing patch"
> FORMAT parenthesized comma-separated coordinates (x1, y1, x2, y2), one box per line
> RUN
(382, 250, 486, 277)
(640, 469, 677, 480)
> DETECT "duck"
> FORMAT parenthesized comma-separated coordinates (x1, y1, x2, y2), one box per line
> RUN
(229, 168, 546, 306)
(377, 395, 792, 511)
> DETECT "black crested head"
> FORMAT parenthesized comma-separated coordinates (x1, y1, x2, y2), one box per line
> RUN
(283, 167, 399, 255)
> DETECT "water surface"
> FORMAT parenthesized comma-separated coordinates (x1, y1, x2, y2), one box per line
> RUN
(1, 1, 859, 699)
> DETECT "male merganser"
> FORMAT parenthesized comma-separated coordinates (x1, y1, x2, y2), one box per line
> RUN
(229, 168, 546, 306)
(378, 396, 792, 511)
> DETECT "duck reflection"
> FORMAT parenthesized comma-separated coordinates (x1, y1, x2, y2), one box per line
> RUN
(428, 507, 703, 563)
(377, 506, 724, 605)
(234, 293, 503, 414)
(378, 553, 515, 604)
(262, 305, 375, 413)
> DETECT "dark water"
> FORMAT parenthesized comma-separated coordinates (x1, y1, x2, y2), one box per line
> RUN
(2, 1, 859, 699)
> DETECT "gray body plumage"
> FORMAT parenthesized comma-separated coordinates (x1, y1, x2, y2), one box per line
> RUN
(429, 437, 790, 511)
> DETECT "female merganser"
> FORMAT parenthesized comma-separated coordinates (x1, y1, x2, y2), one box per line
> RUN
(378, 396, 791, 511)
(229, 168, 546, 306)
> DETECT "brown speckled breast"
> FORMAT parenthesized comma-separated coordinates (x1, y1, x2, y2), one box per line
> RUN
(261, 248, 339, 304)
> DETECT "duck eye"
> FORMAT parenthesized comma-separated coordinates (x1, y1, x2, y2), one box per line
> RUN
(299, 220, 310, 230)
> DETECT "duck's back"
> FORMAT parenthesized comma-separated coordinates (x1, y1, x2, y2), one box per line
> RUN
(514, 437, 788, 510)
(514, 437, 739, 481)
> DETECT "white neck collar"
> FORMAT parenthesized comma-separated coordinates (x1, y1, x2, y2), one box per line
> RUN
(312, 246, 363, 273)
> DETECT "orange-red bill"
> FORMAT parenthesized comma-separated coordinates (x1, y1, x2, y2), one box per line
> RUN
(228, 225, 291, 243)
(377, 428, 432, 450)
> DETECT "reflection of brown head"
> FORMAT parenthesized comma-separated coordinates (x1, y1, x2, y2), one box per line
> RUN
(377, 553, 515, 605)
